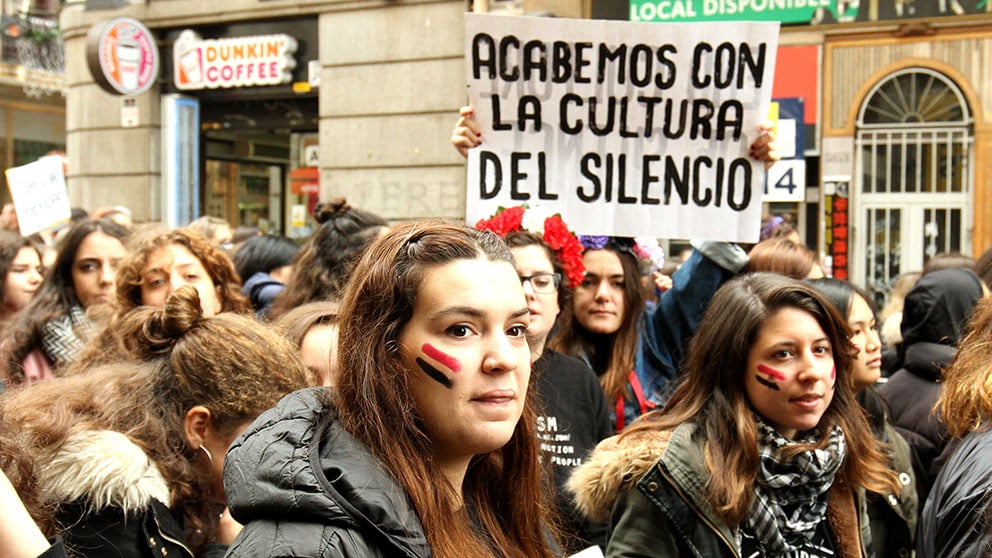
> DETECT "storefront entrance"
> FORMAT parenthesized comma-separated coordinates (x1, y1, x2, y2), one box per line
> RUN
(853, 68, 972, 300)
(204, 131, 288, 234)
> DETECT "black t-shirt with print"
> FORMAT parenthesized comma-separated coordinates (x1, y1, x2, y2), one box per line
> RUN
(533, 349, 614, 553)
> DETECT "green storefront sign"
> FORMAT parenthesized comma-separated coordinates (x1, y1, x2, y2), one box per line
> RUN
(628, 0, 857, 23)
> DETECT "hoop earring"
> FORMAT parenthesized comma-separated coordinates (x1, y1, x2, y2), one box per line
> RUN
(198, 445, 213, 466)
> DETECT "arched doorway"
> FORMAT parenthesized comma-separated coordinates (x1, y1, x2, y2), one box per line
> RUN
(853, 68, 973, 301)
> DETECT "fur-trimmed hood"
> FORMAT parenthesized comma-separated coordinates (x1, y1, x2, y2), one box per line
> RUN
(38, 430, 170, 515)
(566, 427, 673, 523)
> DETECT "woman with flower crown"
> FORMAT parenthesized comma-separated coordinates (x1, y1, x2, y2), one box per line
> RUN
(454, 107, 777, 431)
(476, 206, 613, 553)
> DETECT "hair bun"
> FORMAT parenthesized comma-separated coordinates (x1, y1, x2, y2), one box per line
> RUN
(136, 286, 204, 354)
(313, 198, 351, 224)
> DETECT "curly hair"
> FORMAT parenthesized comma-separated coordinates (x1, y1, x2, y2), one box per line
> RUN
(0, 286, 309, 551)
(266, 198, 387, 319)
(114, 226, 250, 315)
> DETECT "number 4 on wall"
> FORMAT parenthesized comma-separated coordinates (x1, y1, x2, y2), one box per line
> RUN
(763, 159, 806, 202)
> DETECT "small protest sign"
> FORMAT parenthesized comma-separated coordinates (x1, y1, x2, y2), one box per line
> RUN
(464, 14, 778, 241)
(5, 155, 71, 236)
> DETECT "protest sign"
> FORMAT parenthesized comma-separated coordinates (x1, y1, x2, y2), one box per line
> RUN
(464, 13, 778, 241)
(5, 155, 71, 236)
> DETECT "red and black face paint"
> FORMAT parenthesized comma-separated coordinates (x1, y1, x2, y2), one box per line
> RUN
(416, 343, 461, 389)
(755, 364, 785, 391)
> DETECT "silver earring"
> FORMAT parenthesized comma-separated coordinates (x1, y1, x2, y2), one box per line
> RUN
(199, 445, 213, 466)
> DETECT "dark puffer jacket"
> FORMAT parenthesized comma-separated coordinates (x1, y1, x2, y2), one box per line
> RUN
(224, 388, 431, 557)
(879, 267, 985, 505)
(918, 428, 992, 557)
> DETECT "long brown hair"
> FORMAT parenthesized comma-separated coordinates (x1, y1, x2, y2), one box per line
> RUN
(550, 241, 643, 402)
(0, 218, 129, 384)
(938, 296, 992, 438)
(625, 273, 898, 525)
(0, 286, 309, 552)
(335, 220, 554, 557)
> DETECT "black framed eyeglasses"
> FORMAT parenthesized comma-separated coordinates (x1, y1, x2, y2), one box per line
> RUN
(520, 272, 561, 294)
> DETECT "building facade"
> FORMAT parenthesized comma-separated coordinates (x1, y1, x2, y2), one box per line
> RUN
(60, 0, 992, 298)
(0, 0, 65, 203)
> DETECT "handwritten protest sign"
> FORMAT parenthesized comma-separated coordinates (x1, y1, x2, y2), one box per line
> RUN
(464, 14, 778, 241)
(5, 155, 71, 236)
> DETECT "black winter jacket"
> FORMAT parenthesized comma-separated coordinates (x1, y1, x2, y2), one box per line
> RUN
(918, 428, 992, 557)
(224, 388, 431, 558)
(878, 267, 985, 505)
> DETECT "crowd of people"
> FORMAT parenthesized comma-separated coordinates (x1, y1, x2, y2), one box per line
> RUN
(0, 110, 989, 558)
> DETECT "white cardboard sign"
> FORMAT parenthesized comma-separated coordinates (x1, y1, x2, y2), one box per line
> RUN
(464, 14, 778, 241)
(5, 155, 71, 236)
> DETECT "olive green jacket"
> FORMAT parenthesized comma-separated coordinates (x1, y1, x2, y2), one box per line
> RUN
(567, 422, 874, 558)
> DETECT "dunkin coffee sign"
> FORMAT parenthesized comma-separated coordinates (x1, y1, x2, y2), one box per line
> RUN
(173, 30, 298, 90)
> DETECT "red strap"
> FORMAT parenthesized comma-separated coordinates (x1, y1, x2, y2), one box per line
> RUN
(615, 370, 655, 432)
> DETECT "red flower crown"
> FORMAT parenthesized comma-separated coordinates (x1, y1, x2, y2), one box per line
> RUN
(474, 206, 586, 288)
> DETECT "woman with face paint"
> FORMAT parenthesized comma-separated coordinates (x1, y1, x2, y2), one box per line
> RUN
(810, 277, 917, 558)
(476, 207, 613, 553)
(224, 221, 557, 558)
(568, 273, 900, 557)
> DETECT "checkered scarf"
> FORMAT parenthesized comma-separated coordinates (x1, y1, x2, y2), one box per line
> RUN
(743, 418, 846, 555)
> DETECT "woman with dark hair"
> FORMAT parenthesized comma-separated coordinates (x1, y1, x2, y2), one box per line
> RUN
(550, 235, 749, 431)
(0, 286, 309, 557)
(0, 230, 43, 329)
(232, 234, 299, 318)
(569, 273, 900, 556)
(225, 221, 557, 557)
(452, 109, 777, 430)
(265, 198, 387, 319)
(810, 277, 917, 558)
(0, 218, 128, 386)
